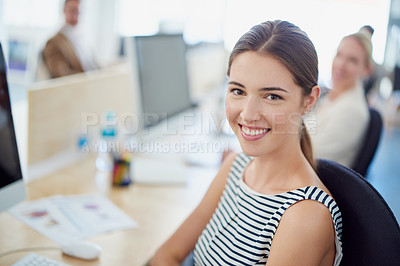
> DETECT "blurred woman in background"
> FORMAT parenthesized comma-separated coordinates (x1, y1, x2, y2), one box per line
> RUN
(306, 31, 372, 168)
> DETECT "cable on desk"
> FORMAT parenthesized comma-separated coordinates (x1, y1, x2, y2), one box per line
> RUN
(0, 246, 61, 258)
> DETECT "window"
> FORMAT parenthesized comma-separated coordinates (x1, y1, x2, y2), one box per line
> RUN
(4, 0, 61, 28)
(116, 0, 225, 44)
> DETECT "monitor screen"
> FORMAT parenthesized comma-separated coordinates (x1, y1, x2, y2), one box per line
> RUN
(134, 34, 193, 129)
(0, 42, 26, 212)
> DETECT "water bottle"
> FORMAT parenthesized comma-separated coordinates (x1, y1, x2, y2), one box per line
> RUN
(96, 111, 118, 171)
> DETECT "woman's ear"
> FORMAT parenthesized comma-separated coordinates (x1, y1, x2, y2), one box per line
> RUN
(302, 85, 320, 114)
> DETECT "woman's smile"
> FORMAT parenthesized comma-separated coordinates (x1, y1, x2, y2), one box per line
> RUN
(225, 52, 306, 157)
(240, 124, 271, 141)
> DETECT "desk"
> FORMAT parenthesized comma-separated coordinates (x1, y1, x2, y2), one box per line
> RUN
(0, 155, 217, 265)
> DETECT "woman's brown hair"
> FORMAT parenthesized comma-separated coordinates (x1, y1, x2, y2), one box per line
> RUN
(227, 20, 318, 169)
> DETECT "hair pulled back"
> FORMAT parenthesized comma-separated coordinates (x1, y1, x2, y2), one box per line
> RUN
(227, 20, 318, 169)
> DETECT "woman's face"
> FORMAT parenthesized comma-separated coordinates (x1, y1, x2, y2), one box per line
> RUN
(225, 52, 309, 158)
(331, 37, 369, 90)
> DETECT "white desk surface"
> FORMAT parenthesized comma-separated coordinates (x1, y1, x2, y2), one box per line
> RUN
(0, 154, 219, 265)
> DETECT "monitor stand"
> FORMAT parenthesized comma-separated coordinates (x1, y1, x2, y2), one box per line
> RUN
(0, 179, 26, 211)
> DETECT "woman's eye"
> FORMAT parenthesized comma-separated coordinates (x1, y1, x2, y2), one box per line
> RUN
(266, 94, 282, 100)
(231, 88, 244, 96)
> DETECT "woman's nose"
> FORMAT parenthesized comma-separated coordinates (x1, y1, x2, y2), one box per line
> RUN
(240, 97, 261, 123)
(334, 56, 346, 70)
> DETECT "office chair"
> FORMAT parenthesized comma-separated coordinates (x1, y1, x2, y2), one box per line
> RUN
(35, 50, 51, 81)
(317, 159, 400, 266)
(351, 108, 383, 177)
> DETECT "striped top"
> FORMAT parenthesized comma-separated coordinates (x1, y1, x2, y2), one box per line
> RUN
(193, 153, 343, 265)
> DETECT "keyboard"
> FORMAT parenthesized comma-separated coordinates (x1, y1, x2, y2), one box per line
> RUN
(12, 253, 69, 266)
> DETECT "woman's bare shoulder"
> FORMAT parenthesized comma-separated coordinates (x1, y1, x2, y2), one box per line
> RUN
(267, 199, 336, 265)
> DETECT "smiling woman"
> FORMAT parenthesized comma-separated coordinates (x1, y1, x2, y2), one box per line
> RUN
(226, 20, 320, 171)
(226, 52, 313, 161)
(150, 20, 343, 266)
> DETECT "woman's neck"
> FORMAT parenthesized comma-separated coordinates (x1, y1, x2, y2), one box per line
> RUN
(329, 81, 358, 101)
(244, 137, 317, 194)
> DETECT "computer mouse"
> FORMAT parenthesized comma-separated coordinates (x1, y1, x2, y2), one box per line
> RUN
(61, 240, 102, 260)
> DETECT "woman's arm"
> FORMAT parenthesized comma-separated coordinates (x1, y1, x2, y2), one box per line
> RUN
(150, 152, 238, 266)
(266, 200, 336, 266)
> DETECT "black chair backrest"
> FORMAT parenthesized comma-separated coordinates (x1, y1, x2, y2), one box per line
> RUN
(352, 108, 383, 176)
(317, 159, 400, 266)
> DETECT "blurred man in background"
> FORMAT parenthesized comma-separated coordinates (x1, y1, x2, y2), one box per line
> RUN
(42, 0, 98, 78)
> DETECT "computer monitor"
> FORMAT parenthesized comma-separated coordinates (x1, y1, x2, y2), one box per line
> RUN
(0, 42, 26, 212)
(129, 34, 194, 134)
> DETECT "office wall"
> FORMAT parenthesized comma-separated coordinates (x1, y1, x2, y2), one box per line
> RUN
(27, 64, 135, 167)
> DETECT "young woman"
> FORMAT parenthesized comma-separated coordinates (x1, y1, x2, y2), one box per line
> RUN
(151, 20, 342, 266)
(307, 32, 371, 168)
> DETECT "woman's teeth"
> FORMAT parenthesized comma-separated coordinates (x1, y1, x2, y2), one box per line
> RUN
(242, 127, 270, 136)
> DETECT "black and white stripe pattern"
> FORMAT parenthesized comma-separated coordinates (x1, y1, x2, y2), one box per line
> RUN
(194, 153, 343, 265)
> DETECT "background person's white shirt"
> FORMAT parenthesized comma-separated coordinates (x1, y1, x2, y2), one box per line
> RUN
(305, 83, 369, 167)
(61, 24, 98, 72)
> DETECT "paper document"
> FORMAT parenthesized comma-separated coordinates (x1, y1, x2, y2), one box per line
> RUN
(9, 194, 138, 244)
